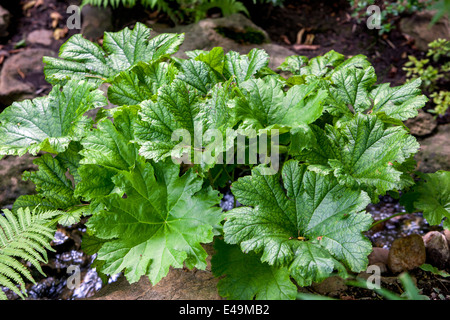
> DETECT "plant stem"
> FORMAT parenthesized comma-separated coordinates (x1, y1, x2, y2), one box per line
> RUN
(370, 212, 409, 229)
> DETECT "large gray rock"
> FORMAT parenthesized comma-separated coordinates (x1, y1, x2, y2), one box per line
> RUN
(405, 109, 437, 137)
(0, 48, 55, 106)
(0, 6, 11, 38)
(152, 14, 295, 71)
(400, 10, 450, 51)
(423, 231, 450, 270)
(415, 123, 450, 173)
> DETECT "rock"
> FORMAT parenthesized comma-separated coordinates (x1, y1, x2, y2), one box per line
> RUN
(88, 244, 222, 300)
(400, 10, 450, 52)
(26, 29, 54, 46)
(0, 6, 11, 38)
(0, 48, 55, 106)
(152, 14, 295, 71)
(405, 109, 437, 137)
(311, 276, 348, 297)
(444, 229, 450, 246)
(387, 234, 426, 273)
(368, 247, 389, 266)
(415, 123, 450, 173)
(0, 154, 37, 208)
(371, 262, 388, 274)
(422, 231, 450, 270)
(81, 5, 113, 40)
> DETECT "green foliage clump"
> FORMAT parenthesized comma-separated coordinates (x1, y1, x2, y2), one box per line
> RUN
(349, 0, 433, 35)
(403, 39, 450, 116)
(0, 23, 448, 300)
(0, 208, 59, 300)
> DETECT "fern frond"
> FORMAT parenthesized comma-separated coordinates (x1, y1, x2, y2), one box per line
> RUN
(0, 208, 58, 300)
(81, 0, 137, 8)
(194, 0, 249, 22)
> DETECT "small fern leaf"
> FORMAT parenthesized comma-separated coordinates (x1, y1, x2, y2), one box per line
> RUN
(0, 273, 25, 300)
(0, 208, 57, 300)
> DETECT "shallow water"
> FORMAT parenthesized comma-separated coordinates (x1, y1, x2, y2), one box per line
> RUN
(364, 195, 440, 249)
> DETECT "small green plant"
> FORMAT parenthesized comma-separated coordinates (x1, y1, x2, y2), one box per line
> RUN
(403, 39, 450, 116)
(0, 23, 449, 300)
(403, 56, 443, 90)
(0, 208, 60, 300)
(298, 272, 430, 300)
(430, 91, 450, 116)
(349, 0, 433, 35)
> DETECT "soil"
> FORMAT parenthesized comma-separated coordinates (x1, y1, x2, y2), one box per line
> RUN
(0, 0, 449, 301)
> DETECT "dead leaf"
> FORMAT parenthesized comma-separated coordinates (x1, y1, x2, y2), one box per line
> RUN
(385, 38, 396, 49)
(389, 66, 398, 78)
(401, 33, 415, 46)
(281, 35, 291, 45)
(22, 1, 37, 11)
(292, 44, 320, 51)
(9, 48, 26, 54)
(304, 34, 315, 45)
(296, 28, 305, 45)
(344, 12, 352, 22)
(50, 11, 63, 29)
(53, 27, 68, 40)
(17, 68, 25, 79)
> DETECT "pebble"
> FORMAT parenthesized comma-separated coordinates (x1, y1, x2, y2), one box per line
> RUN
(387, 234, 426, 273)
(423, 231, 450, 270)
(26, 29, 54, 46)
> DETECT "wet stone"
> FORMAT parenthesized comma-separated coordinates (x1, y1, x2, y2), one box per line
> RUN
(388, 234, 426, 274)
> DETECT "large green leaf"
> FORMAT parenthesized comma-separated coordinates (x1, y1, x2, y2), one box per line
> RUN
(223, 160, 372, 286)
(223, 49, 269, 84)
(108, 61, 177, 106)
(401, 171, 450, 228)
(80, 107, 138, 171)
(370, 79, 428, 121)
(329, 65, 377, 113)
(233, 77, 327, 131)
(211, 239, 297, 300)
(134, 79, 232, 166)
(0, 81, 106, 156)
(279, 52, 426, 121)
(305, 50, 346, 77)
(87, 160, 222, 284)
(43, 23, 184, 84)
(12, 153, 84, 226)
